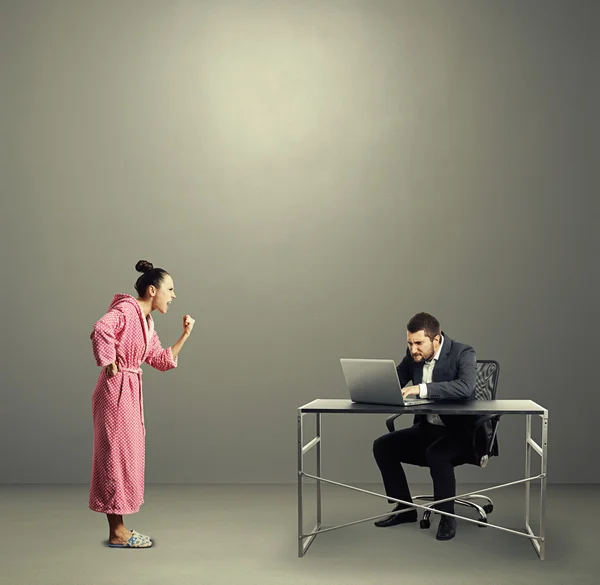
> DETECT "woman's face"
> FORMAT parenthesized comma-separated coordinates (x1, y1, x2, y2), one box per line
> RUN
(150, 274, 176, 314)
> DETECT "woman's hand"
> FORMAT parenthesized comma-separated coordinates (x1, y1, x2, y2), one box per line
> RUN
(103, 362, 118, 378)
(183, 314, 195, 336)
(171, 316, 196, 359)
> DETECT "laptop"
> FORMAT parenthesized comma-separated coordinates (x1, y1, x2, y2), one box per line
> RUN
(340, 358, 435, 407)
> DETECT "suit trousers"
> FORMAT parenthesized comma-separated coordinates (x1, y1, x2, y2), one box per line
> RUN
(373, 421, 471, 514)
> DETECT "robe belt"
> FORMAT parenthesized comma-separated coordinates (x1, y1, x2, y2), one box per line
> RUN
(119, 366, 144, 426)
(120, 366, 143, 375)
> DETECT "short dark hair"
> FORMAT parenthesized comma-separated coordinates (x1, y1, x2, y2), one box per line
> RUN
(134, 260, 169, 298)
(406, 312, 441, 341)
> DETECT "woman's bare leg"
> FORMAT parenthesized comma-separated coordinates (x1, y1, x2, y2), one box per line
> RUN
(107, 514, 132, 545)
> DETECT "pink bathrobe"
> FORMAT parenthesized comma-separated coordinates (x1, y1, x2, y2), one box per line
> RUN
(89, 294, 177, 514)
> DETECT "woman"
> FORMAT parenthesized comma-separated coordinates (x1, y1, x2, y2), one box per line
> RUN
(89, 260, 195, 548)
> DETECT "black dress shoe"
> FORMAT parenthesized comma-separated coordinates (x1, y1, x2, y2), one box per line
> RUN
(436, 515, 457, 540)
(374, 504, 418, 527)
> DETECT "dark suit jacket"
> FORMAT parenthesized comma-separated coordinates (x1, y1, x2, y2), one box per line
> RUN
(396, 332, 477, 431)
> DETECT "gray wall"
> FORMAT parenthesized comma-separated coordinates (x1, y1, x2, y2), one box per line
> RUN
(2, 0, 598, 485)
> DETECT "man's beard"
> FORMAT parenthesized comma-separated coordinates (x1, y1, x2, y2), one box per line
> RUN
(412, 349, 435, 362)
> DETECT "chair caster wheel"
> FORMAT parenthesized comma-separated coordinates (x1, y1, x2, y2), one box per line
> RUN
(483, 504, 493, 514)
(420, 519, 430, 529)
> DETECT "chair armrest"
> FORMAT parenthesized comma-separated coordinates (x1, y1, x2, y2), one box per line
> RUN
(386, 414, 403, 433)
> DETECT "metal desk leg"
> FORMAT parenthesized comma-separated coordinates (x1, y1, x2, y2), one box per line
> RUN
(540, 412, 548, 560)
(316, 413, 322, 526)
(297, 410, 322, 557)
(525, 412, 548, 560)
(525, 415, 531, 532)
(297, 412, 303, 557)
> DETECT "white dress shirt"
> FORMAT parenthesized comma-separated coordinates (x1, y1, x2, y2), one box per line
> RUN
(419, 335, 444, 426)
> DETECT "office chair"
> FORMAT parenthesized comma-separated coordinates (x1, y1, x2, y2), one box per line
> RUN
(384, 359, 500, 528)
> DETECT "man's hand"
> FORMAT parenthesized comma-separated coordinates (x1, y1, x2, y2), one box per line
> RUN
(103, 362, 118, 378)
(401, 385, 421, 399)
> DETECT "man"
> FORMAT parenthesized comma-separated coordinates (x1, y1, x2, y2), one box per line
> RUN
(372, 312, 476, 541)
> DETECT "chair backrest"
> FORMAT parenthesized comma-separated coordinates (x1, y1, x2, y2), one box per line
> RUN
(474, 360, 500, 400)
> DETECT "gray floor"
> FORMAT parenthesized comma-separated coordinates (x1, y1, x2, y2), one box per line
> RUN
(0, 483, 597, 585)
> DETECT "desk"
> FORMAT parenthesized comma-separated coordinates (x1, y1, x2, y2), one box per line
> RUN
(297, 399, 548, 559)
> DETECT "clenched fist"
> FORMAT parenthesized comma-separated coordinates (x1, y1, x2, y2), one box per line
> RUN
(183, 314, 195, 336)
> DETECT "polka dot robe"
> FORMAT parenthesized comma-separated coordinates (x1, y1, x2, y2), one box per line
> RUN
(89, 294, 177, 515)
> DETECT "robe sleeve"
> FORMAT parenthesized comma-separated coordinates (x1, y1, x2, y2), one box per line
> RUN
(144, 330, 178, 372)
(90, 309, 126, 367)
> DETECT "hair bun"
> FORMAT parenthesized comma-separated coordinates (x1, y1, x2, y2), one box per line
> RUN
(135, 260, 154, 273)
